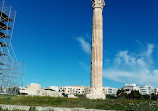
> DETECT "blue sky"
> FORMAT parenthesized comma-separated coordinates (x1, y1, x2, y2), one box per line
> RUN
(5, 0, 158, 88)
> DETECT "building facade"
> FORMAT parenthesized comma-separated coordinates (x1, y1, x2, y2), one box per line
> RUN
(139, 85, 154, 95)
(108, 87, 118, 95)
(122, 84, 140, 94)
(103, 87, 108, 94)
(103, 87, 118, 95)
(59, 85, 90, 95)
(154, 88, 158, 95)
(122, 84, 155, 95)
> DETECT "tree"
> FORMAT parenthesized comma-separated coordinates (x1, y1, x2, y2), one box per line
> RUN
(75, 94, 86, 98)
(151, 93, 158, 100)
(116, 89, 128, 99)
(106, 94, 117, 99)
(143, 94, 150, 100)
(128, 90, 143, 99)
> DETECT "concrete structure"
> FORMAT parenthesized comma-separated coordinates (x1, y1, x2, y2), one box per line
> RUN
(0, 104, 108, 111)
(122, 84, 140, 94)
(139, 85, 154, 95)
(86, 0, 106, 99)
(19, 83, 62, 97)
(59, 85, 90, 95)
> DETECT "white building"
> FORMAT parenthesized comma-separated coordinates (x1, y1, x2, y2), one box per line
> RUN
(103, 87, 118, 95)
(108, 87, 118, 95)
(103, 87, 108, 94)
(59, 85, 90, 95)
(59, 86, 118, 95)
(139, 85, 154, 95)
(122, 84, 140, 94)
(154, 88, 158, 95)
(122, 84, 155, 95)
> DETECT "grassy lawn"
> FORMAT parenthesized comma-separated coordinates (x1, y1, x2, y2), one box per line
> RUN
(0, 95, 158, 110)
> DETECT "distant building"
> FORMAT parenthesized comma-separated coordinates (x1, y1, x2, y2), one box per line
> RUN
(154, 88, 158, 95)
(139, 85, 154, 95)
(103, 87, 108, 94)
(19, 87, 27, 90)
(59, 85, 90, 95)
(122, 84, 140, 94)
(19, 87, 27, 95)
(84, 86, 91, 94)
(108, 87, 118, 95)
(103, 87, 118, 95)
(121, 84, 155, 95)
(59, 86, 118, 95)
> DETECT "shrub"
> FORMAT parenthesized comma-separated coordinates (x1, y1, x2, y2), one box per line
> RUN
(106, 94, 117, 99)
(29, 106, 37, 111)
(128, 90, 143, 99)
(75, 94, 86, 98)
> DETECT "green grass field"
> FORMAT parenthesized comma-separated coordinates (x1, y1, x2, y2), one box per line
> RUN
(0, 95, 158, 111)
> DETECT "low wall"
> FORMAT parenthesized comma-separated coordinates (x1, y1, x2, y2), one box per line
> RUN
(0, 104, 116, 111)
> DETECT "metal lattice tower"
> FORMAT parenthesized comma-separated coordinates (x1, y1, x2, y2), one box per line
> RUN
(0, 0, 25, 94)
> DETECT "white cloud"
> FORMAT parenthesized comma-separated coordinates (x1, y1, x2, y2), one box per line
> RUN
(77, 37, 91, 54)
(76, 36, 158, 86)
(115, 51, 137, 65)
(146, 44, 154, 57)
(103, 44, 158, 86)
